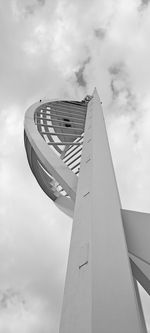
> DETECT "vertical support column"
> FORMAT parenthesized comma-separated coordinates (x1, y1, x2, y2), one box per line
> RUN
(59, 89, 147, 333)
(91, 89, 147, 333)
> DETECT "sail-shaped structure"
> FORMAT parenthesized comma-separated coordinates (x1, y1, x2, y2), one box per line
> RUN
(24, 89, 150, 332)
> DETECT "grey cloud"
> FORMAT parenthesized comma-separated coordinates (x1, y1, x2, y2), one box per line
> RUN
(75, 66, 86, 87)
(109, 63, 126, 99)
(110, 78, 119, 98)
(109, 63, 138, 115)
(15, 0, 46, 17)
(0, 288, 26, 311)
(94, 27, 106, 39)
(37, 0, 46, 5)
(142, 0, 150, 4)
(75, 57, 91, 88)
(109, 62, 124, 76)
(139, 0, 150, 10)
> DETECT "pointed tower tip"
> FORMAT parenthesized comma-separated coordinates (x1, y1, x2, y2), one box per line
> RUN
(92, 87, 101, 101)
(92, 88, 103, 105)
(92, 87, 97, 96)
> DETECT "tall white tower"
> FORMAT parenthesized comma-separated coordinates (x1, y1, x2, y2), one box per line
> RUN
(24, 89, 150, 332)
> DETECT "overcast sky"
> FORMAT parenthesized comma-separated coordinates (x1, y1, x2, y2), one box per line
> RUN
(0, 0, 150, 332)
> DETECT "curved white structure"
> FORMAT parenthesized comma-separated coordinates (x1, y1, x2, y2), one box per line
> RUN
(24, 89, 150, 333)
(24, 97, 88, 215)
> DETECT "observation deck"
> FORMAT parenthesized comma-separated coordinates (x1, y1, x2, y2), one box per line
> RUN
(24, 96, 92, 215)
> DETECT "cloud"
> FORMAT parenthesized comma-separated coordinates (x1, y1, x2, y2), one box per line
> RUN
(94, 27, 106, 39)
(0, 286, 56, 333)
(12, 0, 46, 18)
(0, 288, 26, 311)
(75, 57, 91, 88)
(138, 0, 150, 11)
